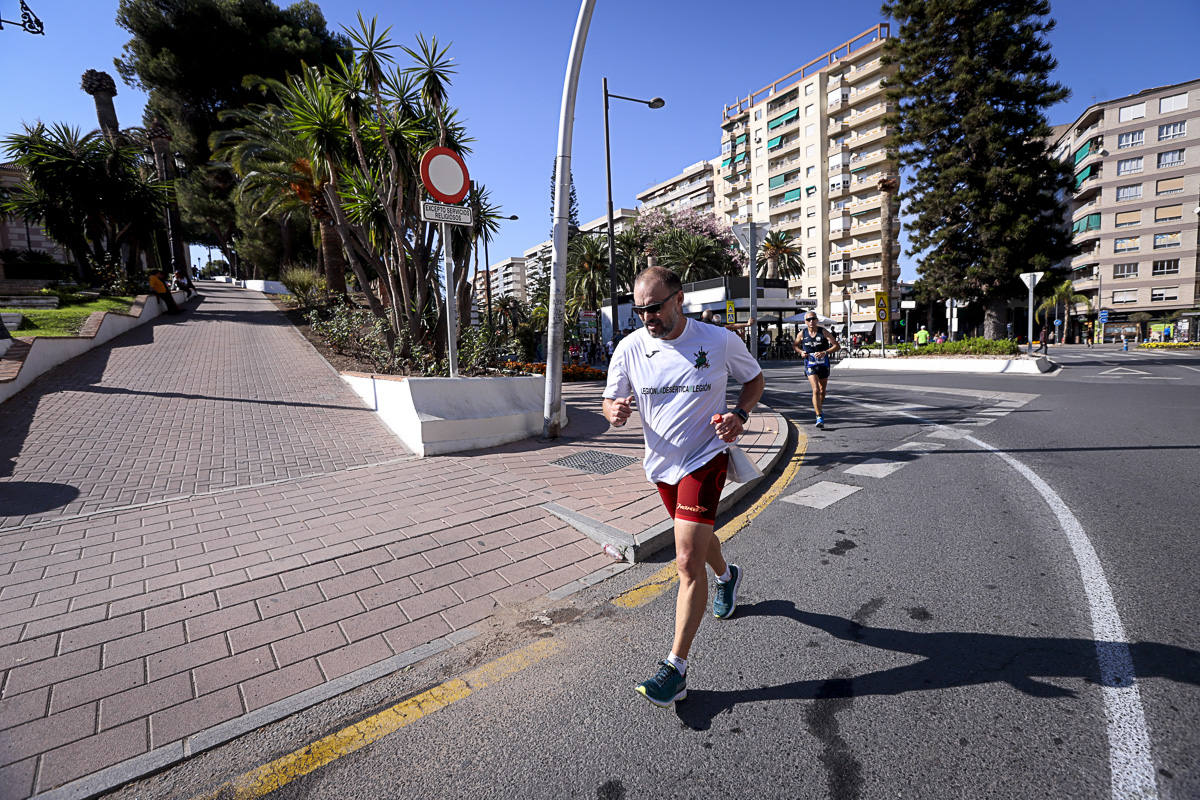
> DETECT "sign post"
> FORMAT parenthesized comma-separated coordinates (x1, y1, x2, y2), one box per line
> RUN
(1019, 271, 1045, 356)
(874, 291, 889, 357)
(725, 299, 736, 325)
(900, 299, 916, 342)
(420, 147, 472, 378)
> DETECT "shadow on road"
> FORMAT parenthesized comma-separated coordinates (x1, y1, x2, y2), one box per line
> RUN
(674, 600, 1200, 731)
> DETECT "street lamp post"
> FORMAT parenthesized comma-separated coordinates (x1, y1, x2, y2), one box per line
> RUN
(603, 78, 664, 345)
(481, 214, 518, 329)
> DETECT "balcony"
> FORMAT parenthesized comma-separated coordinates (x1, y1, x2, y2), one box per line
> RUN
(844, 194, 882, 214)
(852, 126, 891, 147)
(827, 89, 850, 112)
(768, 152, 802, 175)
(850, 149, 888, 169)
(828, 179, 851, 199)
(849, 57, 884, 81)
(852, 217, 882, 234)
(828, 119, 846, 135)
(847, 103, 887, 129)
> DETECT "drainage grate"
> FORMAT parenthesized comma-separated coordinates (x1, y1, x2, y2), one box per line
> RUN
(550, 450, 639, 475)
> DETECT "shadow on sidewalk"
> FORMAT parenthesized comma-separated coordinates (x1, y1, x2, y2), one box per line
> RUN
(673, 600, 1200, 732)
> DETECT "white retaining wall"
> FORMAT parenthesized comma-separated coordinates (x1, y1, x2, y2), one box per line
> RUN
(340, 374, 567, 457)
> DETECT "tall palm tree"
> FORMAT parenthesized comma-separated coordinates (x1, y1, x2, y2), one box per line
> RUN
(614, 227, 646, 291)
(211, 103, 347, 294)
(494, 294, 524, 338)
(567, 234, 609, 333)
(1037, 278, 1090, 341)
(655, 230, 729, 283)
(756, 230, 804, 280)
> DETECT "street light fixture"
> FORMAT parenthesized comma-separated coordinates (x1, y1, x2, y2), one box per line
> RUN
(603, 78, 664, 344)
(481, 214, 518, 330)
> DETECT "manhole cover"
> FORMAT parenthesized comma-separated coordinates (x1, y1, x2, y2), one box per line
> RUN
(550, 450, 639, 475)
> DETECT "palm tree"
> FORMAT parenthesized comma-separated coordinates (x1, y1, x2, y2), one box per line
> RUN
(211, 103, 347, 294)
(655, 230, 729, 283)
(756, 230, 804, 280)
(1036, 279, 1090, 342)
(614, 227, 646, 291)
(567, 235, 609, 335)
(494, 294, 524, 338)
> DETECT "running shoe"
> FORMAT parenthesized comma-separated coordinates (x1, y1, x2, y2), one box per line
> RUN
(815, 416, 824, 429)
(712, 564, 742, 619)
(635, 661, 687, 706)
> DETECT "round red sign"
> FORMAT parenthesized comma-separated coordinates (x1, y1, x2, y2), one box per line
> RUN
(419, 147, 470, 205)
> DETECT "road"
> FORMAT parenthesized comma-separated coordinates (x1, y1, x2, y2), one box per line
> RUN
(103, 345, 1199, 800)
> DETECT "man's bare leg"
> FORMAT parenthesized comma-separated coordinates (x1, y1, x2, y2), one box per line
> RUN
(671, 519, 725, 660)
(809, 374, 825, 417)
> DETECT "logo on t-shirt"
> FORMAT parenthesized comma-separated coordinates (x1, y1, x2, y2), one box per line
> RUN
(693, 347, 710, 369)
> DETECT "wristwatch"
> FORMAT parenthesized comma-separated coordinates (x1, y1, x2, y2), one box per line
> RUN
(731, 408, 750, 423)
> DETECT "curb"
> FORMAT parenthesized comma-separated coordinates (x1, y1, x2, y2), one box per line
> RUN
(542, 407, 790, 563)
(831, 355, 1055, 374)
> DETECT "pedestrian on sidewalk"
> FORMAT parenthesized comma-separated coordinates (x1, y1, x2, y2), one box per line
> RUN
(603, 266, 764, 707)
(148, 270, 182, 314)
(1038, 324, 1049, 354)
(174, 266, 198, 299)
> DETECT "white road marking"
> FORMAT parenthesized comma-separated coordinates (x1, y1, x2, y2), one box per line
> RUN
(1138, 377, 1180, 380)
(1178, 365, 1200, 373)
(1097, 367, 1150, 376)
(782, 480, 862, 509)
(893, 440, 945, 453)
(845, 458, 905, 478)
(841, 397, 1160, 800)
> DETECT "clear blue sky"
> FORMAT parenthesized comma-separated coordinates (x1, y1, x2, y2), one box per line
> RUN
(2, 0, 1198, 280)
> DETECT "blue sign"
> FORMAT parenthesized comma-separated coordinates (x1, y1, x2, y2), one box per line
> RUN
(1054, 318, 1062, 326)
(1099, 310, 1109, 323)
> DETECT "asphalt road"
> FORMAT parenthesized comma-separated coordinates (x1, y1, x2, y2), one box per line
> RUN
(104, 346, 1199, 800)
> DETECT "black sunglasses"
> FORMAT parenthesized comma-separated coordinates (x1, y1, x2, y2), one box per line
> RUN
(804, 316, 818, 322)
(632, 290, 680, 316)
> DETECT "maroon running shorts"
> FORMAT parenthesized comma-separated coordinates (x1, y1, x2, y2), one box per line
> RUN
(656, 451, 729, 526)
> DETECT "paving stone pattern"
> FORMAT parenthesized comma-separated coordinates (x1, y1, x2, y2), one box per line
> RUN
(0, 284, 783, 798)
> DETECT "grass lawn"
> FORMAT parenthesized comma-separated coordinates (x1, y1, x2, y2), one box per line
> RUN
(1, 296, 136, 337)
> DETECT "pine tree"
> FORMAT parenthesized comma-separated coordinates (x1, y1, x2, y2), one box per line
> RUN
(883, 0, 1077, 337)
(549, 159, 580, 239)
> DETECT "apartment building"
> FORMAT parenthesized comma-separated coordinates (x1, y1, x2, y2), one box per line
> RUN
(516, 208, 640, 305)
(715, 24, 899, 334)
(1055, 79, 1198, 341)
(471, 255, 528, 325)
(637, 160, 718, 215)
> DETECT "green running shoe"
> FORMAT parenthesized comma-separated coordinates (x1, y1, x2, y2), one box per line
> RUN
(712, 563, 742, 619)
(635, 661, 687, 706)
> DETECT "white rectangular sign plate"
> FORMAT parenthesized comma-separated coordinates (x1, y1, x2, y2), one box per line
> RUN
(421, 202, 473, 226)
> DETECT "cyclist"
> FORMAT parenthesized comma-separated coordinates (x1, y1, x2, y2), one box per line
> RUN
(792, 312, 839, 428)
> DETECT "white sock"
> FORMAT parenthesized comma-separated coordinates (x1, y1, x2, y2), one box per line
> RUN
(666, 653, 687, 675)
(715, 566, 732, 583)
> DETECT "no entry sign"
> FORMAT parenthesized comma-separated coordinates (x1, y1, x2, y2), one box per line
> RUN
(419, 147, 470, 205)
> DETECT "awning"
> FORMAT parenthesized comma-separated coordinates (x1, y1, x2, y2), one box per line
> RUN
(782, 188, 802, 203)
(733, 152, 747, 164)
(850, 322, 877, 333)
(721, 156, 731, 167)
(768, 108, 799, 129)
(767, 135, 783, 149)
(769, 175, 786, 189)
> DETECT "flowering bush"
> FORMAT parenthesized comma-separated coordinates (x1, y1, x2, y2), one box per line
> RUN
(635, 208, 746, 271)
(1139, 341, 1198, 349)
(501, 361, 607, 381)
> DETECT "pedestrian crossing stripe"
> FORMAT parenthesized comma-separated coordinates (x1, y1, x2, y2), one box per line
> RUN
(1097, 367, 1150, 376)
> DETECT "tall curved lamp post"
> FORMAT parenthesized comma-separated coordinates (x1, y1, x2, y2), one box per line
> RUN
(604, 81, 663, 344)
(481, 214, 518, 329)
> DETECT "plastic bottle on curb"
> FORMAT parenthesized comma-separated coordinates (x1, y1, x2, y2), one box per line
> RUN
(601, 543, 624, 561)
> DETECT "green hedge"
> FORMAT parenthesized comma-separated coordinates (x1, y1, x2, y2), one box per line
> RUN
(895, 336, 1020, 357)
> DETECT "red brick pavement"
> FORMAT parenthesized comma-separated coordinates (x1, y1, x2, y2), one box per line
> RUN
(0, 283, 784, 799)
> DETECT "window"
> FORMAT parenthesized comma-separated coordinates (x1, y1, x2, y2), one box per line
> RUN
(1118, 130, 1144, 149)
(806, 165, 816, 177)
(805, 104, 815, 117)
(1156, 177, 1184, 195)
(757, 202, 764, 213)
(1114, 236, 1140, 252)
(1112, 262, 1138, 279)
(1071, 213, 1101, 234)
(1118, 102, 1146, 122)
(1151, 287, 1178, 302)
(1117, 157, 1143, 175)
(1158, 121, 1186, 140)
(807, 206, 816, 217)
(722, 141, 732, 154)
(1152, 258, 1180, 275)
(1155, 204, 1182, 222)
(808, 249, 818, 259)
(1157, 149, 1184, 168)
(1112, 289, 1137, 304)
(805, 123, 817, 137)
(1115, 184, 1142, 201)
(807, 226, 816, 238)
(1115, 210, 1141, 228)
(805, 82, 815, 96)
(806, 144, 816, 157)
(754, 109, 762, 121)
(806, 185, 819, 196)
(808, 286, 817, 297)
(1153, 231, 1181, 249)
(1159, 93, 1188, 113)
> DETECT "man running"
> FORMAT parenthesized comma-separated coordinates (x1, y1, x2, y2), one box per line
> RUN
(604, 267, 764, 707)
(792, 312, 839, 428)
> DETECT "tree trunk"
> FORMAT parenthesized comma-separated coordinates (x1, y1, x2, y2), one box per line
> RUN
(317, 219, 347, 295)
(983, 300, 1006, 340)
(766, 255, 779, 280)
(878, 177, 898, 345)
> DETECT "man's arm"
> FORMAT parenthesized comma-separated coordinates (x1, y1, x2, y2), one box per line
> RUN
(712, 373, 765, 441)
(603, 395, 635, 426)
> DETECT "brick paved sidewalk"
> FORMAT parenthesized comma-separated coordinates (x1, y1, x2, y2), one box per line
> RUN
(0, 284, 786, 799)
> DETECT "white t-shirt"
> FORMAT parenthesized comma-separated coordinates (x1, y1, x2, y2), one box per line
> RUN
(604, 319, 762, 484)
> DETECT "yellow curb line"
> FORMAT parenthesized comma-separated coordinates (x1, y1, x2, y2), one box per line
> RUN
(194, 638, 562, 800)
(612, 422, 807, 610)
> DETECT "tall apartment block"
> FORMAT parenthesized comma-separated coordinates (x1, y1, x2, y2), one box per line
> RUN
(716, 24, 899, 332)
(637, 160, 718, 216)
(1054, 79, 1198, 342)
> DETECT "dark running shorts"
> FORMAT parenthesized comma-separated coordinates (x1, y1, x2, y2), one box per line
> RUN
(805, 362, 830, 379)
(656, 451, 729, 526)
